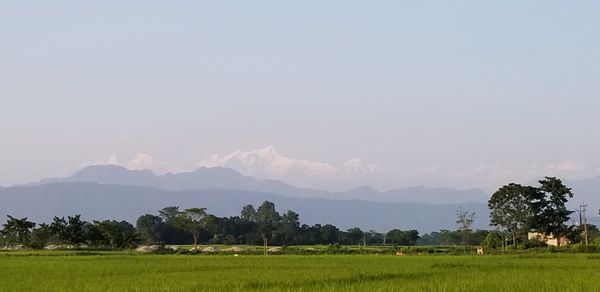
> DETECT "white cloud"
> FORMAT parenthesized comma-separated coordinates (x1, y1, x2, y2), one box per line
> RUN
(545, 161, 586, 173)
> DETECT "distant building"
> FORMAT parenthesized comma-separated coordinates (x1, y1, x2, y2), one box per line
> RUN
(528, 232, 569, 246)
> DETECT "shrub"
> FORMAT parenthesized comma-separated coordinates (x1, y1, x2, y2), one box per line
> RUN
(523, 239, 547, 249)
(569, 243, 598, 253)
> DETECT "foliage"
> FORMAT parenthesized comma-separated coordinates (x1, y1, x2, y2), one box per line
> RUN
(174, 208, 209, 250)
(522, 239, 547, 249)
(50, 215, 86, 245)
(135, 214, 163, 244)
(280, 210, 300, 245)
(345, 227, 365, 245)
(1, 215, 35, 247)
(29, 223, 53, 249)
(488, 177, 575, 247)
(483, 232, 503, 249)
(386, 229, 419, 246)
(488, 183, 537, 246)
(240, 204, 257, 222)
(93, 220, 137, 248)
(529, 177, 574, 247)
(456, 208, 476, 246)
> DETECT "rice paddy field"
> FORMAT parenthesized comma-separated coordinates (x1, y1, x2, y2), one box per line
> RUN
(1, 251, 599, 291)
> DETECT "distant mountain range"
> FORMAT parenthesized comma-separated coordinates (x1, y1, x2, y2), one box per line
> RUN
(2, 164, 598, 232)
(35, 165, 489, 204)
(0, 182, 490, 232)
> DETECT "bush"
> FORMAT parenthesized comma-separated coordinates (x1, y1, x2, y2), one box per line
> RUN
(326, 243, 343, 254)
(569, 243, 598, 253)
(523, 239, 547, 249)
(483, 232, 503, 249)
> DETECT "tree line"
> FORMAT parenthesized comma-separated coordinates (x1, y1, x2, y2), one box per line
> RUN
(1, 201, 421, 249)
(4, 176, 594, 250)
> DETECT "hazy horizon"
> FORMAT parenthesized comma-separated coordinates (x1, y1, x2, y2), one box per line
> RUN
(2, 2, 600, 192)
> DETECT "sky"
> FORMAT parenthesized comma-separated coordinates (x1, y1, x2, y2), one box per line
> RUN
(1, 1, 599, 191)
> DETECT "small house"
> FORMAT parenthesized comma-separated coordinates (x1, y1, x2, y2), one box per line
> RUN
(527, 232, 569, 246)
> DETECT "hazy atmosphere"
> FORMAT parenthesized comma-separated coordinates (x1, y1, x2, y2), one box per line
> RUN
(2, 1, 599, 192)
(3, 3, 600, 291)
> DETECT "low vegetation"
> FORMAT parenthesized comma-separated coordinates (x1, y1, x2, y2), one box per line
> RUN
(1, 252, 599, 291)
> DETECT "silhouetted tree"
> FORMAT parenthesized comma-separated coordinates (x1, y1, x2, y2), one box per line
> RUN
(136, 214, 163, 244)
(529, 177, 574, 247)
(174, 208, 209, 250)
(1, 215, 35, 248)
(489, 183, 537, 246)
(50, 215, 86, 245)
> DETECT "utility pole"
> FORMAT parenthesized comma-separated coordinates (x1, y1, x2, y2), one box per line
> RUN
(576, 204, 589, 245)
(582, 204, 589, 246)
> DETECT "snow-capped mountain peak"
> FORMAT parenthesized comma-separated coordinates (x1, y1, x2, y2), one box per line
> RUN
(127, 152, 154, 170)
(193, 146, 384, 188)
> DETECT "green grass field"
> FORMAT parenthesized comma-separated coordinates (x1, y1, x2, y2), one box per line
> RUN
(0, 251, 598, 291)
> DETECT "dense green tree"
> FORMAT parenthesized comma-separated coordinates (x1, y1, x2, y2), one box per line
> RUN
(159, 206, 180, 224)
(319, 224, 340, 244)
(488, 183, 537, 246)
(210, 216, 255, 244)
(346, 227, 364, 245)
(174, 208, 209, 250)
(1, 215, 35, 248)
(94, 220, 137, 248)
(417, 233, 436, 245)
(50, 215, 87, 245)
(433, 230, 460, 246)
(280, 210, 300, 245)
(298, 224, 320, 244)
(483, 232, 503, 249)
(29, 223, 53, 249)
(386, 229, 419, 246)
(240, 204, 257, 222)
(365, 230, 384, 245)
(136, 214, 163, 244)
(529, 177, 574, 247)
(256, 201, 280, 252)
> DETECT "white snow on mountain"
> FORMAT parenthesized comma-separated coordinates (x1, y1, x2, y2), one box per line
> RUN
(87, 147, 385, 190)
(92, 152, 162, 172)
(94, 153, 121, 166)
(194, 146, 384, 188)
(126, 153, 155, 171)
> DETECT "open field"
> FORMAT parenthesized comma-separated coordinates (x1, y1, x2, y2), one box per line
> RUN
(1, 252, 599, 291)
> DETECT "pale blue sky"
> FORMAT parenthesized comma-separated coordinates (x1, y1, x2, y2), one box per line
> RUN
(1, 1, 599, 190)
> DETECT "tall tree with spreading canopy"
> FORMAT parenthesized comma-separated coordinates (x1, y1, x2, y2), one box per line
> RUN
(158, 206, 180, 224)
(136, 214, 164, 244)
(174, 208, 209, 250)
(1, 215, 35, 248)
(529, 177, 574, 247)
(456, 207, 476, 246)
(256, 201, 280, 254)
(488, 183, 537, 247)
